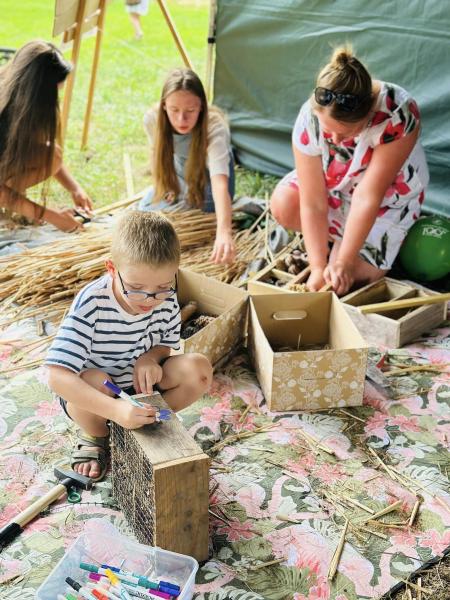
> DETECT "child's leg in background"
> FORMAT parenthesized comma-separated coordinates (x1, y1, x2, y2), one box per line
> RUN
(158, 353, 213, 412)
(128, 12, 143, 39)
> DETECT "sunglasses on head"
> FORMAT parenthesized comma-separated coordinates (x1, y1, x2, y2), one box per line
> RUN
(314, 87, 364, 112)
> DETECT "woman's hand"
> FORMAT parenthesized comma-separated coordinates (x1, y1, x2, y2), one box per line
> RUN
(306, 267, 326, 292)
(323, 261, 354, 296)
(45, 207, 84, 233)
(211, 229, 235, 264)
(71, 185, 94, 214)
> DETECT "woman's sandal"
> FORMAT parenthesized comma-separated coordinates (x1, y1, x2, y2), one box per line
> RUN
(71, 432, 110, 483)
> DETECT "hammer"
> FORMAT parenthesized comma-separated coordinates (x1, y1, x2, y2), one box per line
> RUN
(0, 467, 93, 549)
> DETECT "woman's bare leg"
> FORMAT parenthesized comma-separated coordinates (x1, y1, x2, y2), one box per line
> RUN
(270, 184, 302, 231)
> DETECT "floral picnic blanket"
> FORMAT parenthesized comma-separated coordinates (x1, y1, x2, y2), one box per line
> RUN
(0, 325, 449, 600)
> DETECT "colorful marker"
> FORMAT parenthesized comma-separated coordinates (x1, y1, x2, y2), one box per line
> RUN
(100, 565, 180, 594)
(86, 580, 121, 600)
(105, 568, 133, 600)
(102, 381, 172, 421)
(88, 573, 175, 600)
(103, 380, 145, 407)
(82, 563, 177, 594)
(66, 577, 98, 600)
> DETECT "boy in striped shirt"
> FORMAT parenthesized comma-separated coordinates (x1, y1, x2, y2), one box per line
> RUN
(46, 211, 212, 481)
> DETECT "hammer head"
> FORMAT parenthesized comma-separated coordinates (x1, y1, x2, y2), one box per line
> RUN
(54, 467, 93, 490)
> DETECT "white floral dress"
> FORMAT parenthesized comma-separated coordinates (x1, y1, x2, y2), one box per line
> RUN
(280, 81, 429, 268)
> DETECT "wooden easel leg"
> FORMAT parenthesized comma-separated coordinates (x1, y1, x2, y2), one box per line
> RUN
(156, 0, 194, 70)
(81, 0, 107, 149)
(205, 0, 217, 101)
(60, 0, 87, 144)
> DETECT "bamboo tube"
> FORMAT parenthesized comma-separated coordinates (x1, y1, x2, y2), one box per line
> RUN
(363, 500, 402, 523)
(399, 579, 432, 594)
(408, 496, 423, 527)
(327, 519, 348, 581)
(385, 363, 450, 376)
(359, 293, 450, 314)
(248, 558, 286, 571)
(276, 514, 301, 524)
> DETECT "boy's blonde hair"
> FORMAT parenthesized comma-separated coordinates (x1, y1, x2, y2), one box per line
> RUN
(111, 211, 180, 267)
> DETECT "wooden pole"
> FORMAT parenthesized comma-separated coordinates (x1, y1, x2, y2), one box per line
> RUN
(123, 152, 134, 198)
(359, 292, 450, 314)
(205, 0, 217, 101)
(81, 0, 107, 149)
(155, 0, 194, 70)
(60, 0, 87, 143)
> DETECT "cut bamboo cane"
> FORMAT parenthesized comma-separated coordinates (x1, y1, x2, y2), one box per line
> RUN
(363, 500, 402, 524)
(341, 495, 374, 514)
(327, 519, 348, 581)
(299, 429, 335, 456)
(417, 577, 422, 600)
(385, 363, 450, 376)
(357, 525, 388, 540)
(408, 496, 423, 527)
(276, 514, 301, 524)
(359, 293, 450, 314)
(248, 558, 286, 571)
(399, 579, 432, 594)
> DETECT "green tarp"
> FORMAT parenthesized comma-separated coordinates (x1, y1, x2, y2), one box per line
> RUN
(213, 0, 450, 216)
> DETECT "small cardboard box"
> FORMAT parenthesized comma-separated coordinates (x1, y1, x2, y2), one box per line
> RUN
(176, 268, 248, 365)
(248, 292, 368, 411)
(341, 277, 447, 348)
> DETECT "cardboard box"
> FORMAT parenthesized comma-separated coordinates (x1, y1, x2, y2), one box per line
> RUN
(176, 268, 248, 365)
(341, 277, 447, 348)
(248, 293, 368, 411)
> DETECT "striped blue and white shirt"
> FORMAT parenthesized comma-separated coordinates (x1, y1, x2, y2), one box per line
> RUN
(45, 274, 181, 388)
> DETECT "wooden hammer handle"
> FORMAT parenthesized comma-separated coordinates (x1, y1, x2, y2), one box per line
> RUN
(14, 483, 68, 526)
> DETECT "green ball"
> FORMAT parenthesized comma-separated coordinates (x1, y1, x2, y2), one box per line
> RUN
(399, 216, 450, 281)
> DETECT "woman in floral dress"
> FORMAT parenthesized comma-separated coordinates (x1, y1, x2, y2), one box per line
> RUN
(270, 46, 429, 295)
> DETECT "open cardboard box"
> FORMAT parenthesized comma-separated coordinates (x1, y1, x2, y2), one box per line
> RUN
(248, 292, 368, 411)
(176, 268, 248, 365)
(341, 277, 447, 348)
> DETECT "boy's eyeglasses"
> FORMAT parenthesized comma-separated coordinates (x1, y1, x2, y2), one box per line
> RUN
(117, 271, 177, 302)
(314, 87, 365, 112)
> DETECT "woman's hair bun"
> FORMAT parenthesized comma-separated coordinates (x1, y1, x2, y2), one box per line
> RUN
(330, 46, 354, 68)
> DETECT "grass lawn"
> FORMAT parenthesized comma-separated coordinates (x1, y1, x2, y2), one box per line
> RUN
(0, 0, 277, 210)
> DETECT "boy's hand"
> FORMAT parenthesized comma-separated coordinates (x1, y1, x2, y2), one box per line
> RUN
(114, 402, 158, 429)
(133, 354, 163, 395)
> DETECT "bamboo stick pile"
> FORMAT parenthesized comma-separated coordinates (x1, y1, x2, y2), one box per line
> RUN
(0, 210, 265, 327)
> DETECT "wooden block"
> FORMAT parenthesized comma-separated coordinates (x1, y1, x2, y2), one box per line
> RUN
(110, 393, 210, 561)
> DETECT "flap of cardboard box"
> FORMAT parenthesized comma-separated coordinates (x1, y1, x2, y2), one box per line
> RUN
(177, 268, 248, 316)
(250, 292, 331, 347)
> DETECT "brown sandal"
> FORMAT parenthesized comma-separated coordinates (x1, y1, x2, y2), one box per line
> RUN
(71, 432, 110, 482)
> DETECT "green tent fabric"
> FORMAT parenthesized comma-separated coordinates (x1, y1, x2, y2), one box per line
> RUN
(213, 0, 450, 216)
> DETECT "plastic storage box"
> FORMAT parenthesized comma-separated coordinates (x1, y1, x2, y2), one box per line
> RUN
(36, 523, 199, 600)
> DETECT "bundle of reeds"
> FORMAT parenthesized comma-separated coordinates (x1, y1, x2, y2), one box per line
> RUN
(0, 210, 265, 328)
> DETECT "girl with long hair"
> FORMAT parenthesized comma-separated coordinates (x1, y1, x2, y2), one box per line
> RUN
(0, 40, 93, 232)
(271, 46, 429, 295)
(140, 68, 236, 264)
